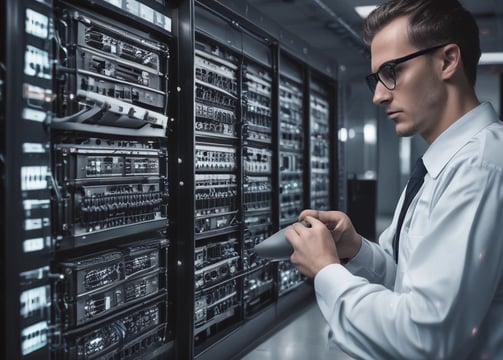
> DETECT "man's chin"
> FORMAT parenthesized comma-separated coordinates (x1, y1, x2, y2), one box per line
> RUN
(395, 124, 414, 137)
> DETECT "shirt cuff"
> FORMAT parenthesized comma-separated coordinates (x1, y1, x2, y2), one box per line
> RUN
(314, 263, 357, 299)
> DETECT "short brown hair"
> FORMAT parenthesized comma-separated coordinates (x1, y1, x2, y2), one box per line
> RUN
(363, 0, 481, 86)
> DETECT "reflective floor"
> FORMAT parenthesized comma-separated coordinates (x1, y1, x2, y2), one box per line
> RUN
(241, 300, 355, 360)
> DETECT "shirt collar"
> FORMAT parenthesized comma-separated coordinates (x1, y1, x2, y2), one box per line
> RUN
(423, 102, 500, 179)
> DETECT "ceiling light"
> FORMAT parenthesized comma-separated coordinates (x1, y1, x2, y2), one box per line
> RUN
(355, 5, 377, 19)
(479, 52, 503, 65)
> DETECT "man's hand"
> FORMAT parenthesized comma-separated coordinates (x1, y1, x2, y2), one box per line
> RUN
(286, 216, 340, 278)
(285, 210, 362, 278)
(299, 209, 362, 260)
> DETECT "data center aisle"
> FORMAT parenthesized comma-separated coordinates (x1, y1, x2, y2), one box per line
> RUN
(241, 299, 355, 360)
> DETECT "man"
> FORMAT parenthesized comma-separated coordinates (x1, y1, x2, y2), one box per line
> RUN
(286, 0, 503, 358)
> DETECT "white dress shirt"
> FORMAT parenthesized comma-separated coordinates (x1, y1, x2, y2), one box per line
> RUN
(315, 102, 503, 359)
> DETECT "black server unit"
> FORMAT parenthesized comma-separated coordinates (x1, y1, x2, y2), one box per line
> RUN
(277, 52, 307, 297)
(2, 0, 339, 359)
(3, 1, 54, 358)
(2, 0, 179, 359)
(191, 2, 338, 359)
(193, 35, 243, 346)
(309, 79, 332, 211)
(49, 1, 177, 358)
(240, 46, 276, 318)
(347, 178, 377, 241)
(193, 4, 281, 351)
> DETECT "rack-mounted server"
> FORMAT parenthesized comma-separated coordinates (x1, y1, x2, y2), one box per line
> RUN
(310, 88, 331, 211)
(3, 0, 176, 358)
(11, 1, 56, 358)
(3, 1, 338, 359)
(193, 38, 243, 345)
(277, 59, 308, 296)
(241, 59, 276, 316)
(48, 1, 175, 358)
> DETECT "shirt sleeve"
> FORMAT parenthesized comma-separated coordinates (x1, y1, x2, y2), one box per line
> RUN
(344, 237, 396, 289)
(314, 159, 503, 360)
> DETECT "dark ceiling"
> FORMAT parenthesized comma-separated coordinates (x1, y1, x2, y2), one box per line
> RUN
(242, 0, 503, 77)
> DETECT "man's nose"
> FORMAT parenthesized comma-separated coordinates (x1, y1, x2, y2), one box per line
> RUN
(372, 82, 392, 105)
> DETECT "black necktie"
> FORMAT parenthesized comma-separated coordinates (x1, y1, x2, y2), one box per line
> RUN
(393, 157, 427, 262)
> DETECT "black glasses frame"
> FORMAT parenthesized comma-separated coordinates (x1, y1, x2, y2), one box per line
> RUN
(366, 43, 450, 93)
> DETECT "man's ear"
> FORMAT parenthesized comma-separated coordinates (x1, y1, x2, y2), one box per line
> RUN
(440, 44, 462, 80)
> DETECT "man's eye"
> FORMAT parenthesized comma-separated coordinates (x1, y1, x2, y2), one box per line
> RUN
(380, 65, 395, 80)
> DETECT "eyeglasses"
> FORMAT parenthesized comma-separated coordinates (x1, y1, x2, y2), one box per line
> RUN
(366, 43, 450, 93)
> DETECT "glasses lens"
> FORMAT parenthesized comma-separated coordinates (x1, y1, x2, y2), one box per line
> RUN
(366, 74, 379, 93)
(378, 65, 396, 90)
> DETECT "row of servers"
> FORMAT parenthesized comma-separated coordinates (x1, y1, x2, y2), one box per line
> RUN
(1, 0, 338, 359)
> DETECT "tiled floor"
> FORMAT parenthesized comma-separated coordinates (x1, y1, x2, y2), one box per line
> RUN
(241, 300, 355, 360)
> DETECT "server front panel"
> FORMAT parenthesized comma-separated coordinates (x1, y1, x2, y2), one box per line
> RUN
(310, 85, 331, 211)
(3, 0, 176, 359)
(193, 38, 243, 347)
(50, 1, 174, 358)
(277, 58, 307, 296)
(3, 1, 338, 359)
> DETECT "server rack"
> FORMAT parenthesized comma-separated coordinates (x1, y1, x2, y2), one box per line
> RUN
(191, 2, 338, 359)
(3, 1, 54, 358)
(193, 33, 243, 348)
(49, 1, 178, 357)
(310, 79, 332, 211)
(277, 52, 307, 297)
(2, 0, 179, 358)
(1, 1, 339, 359)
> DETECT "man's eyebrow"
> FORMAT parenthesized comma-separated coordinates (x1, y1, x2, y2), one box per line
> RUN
(378, 58, 398, 69)
(373, 59, 393, 73)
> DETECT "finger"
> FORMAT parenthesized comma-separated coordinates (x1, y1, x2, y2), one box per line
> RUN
(302, 216, 323, 228)
(298, 209, 319, 220)
(316, 211, 346, 231)
(285, 226, 300, 246)
(291, 221, 310, 235)
(300, 209, 338, 225)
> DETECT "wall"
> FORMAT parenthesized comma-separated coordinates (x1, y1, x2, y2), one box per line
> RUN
(339, 78, 378, 180)
(476, 66, 501, 115)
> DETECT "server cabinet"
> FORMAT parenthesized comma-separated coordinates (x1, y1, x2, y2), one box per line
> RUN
(193, 35, 243, 347)
(3, 1, 55, 358)
(191, 2, 338, 359)
(240, 41, 277, 319)
(49, 0, 178, 358)
(2, 0, 338, 359)
(277, 52, 307, 297)
(193, 5, 280, 350)
(2, 0, 179, 358)
(309, 79, 332, 211)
